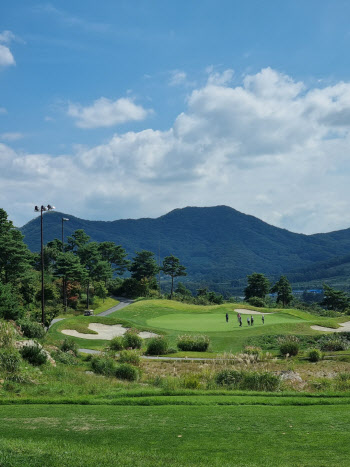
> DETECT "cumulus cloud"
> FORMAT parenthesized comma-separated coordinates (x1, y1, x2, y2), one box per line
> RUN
(0, 30, 16, 67)
(67, 97, 150, 128)
(5, 67, 350, 233)
(0, 132, 24, 142)
(169, 70, 187, 86)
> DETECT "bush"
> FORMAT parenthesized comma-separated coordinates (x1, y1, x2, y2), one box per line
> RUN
(215, 369, 281, 391)
(279, 337, 300, 357)
(20, 343, 47, 366)
(51, 350, 78, 365)
(177, 335, 210, 352)
(118, 350, 141, 366)
(60, 337, 78, 356)
(0, 320, 17, 348)
(146, 337, 169, 355)
(0, 348, 21, 375)
(17, 319, 45, 339)
(247, 297, 266, 307)
(115, 363, 139, 381)
(123, 331, 142, 349)
(91, 355, 116, 376)
(244, 346, 262, 356)
(319, 335, 349, 351)
(109, 336, 125, 351)
(308, 349, 322, 362)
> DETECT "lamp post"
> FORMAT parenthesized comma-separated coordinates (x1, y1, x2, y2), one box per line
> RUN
(61, 217, 69, 311)
(34, 204, 55, 326)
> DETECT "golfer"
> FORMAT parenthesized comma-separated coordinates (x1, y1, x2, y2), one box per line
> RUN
(262, 314, 264, 324)
(226, 313, 229, 323)
(239, 317, 242, 327)
(247, 317, 250, 326)
(251, 316, 254, 326)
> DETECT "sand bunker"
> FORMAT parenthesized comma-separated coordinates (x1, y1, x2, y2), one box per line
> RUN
(311, 321, 350, 333)
(62, 323, 159, 340)
(234, 308, 273, 315)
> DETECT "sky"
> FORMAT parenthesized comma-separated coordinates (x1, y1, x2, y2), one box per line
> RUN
(2, 1, 350, 233)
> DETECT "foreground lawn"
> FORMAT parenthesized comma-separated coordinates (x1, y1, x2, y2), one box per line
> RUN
(1, 402, 350, 466)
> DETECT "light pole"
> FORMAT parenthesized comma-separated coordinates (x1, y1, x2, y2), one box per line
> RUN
(34, 204, 55, 326)
(61, 217, 69, 311)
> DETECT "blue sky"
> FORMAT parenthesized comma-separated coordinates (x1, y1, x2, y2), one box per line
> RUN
(2, 1, 350, 232)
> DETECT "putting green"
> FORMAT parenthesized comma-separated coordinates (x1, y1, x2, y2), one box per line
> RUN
(147, 312, 301, 332)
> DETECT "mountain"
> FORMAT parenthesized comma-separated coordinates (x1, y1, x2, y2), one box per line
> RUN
(19, 205, 350, 293)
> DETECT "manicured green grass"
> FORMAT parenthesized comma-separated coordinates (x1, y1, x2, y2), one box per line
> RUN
(1, 402, 350, 466)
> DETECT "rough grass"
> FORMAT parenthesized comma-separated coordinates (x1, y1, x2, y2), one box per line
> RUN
(1, 403, 350, 466)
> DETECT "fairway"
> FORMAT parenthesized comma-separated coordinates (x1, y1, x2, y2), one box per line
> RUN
(1, 402, 350, 466)
(147, 312, 300, 332)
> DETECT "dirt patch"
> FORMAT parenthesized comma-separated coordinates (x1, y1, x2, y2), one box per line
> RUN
(311, 321, 350, 333)
(234, 308, 273, 315)
(62, 323, 159, 340)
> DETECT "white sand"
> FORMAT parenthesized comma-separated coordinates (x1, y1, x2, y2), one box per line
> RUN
(310, 321, 350, 333)
(62, 323, 159, 340)
(234, 308, 273, 315)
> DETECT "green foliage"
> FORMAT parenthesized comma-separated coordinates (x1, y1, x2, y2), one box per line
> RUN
(118, 350, 141, 366)
(162, 254, 187, 299)
(308, 349, 322, 362)
(0, 281, 22, 320)
(215, 370, 281, 391)
(98, 241, 129, 275)
(20, 343, 48, 366)
(244, 273, 270, 300)
(247, 296, 266, 307)
(123, 330, 142, 349)
(17, 319, 45, 338)
(175, 282, 192, 298)
(0, 348, 21, 375)
(51, 349, 78, 365)
(60, 337, 78, 356)
(0, 320, 18, 348)
(279, 338, 299, 357)
(318, 335, 349, 351)
(91, 355, 116, 376)
(271, 276, 293, 307)
(322, 284, 350, 312)
(146, 336, 169, 355)
(109, 336, 125, 351)
(115, 363, 139, 381)
(177, 334, 210, 352)
(130, 250, 159, 282)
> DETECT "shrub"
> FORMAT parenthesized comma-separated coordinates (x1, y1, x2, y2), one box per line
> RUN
(91, 355, 116, 376)
(115, 363, 139, 381)
(0, 320, 17, 348)
(123, 331, 142, 349)
(308, 349, 322, 362)
(109, 336, 125, 351)
(247, 297, 266, 307)
(182, 374, 201, 389)
(17, 319, 45, 339)
(215, 369, 280, 391)
(60, 337, 78, 356)
(0, 348, 21, 375)
(244, 346, 262, 356)
(319, 335, 349, 351)
(118, 350, 141, 366)
(51, 350, 78, 365)
(146, 337, 169, 355)
(177, 335, 210, 352)
(279, 337, 300, 357)
(20, 343, 47, 366)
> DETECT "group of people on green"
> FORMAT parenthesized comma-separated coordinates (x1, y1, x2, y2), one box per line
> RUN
(225, 312, 264, 327)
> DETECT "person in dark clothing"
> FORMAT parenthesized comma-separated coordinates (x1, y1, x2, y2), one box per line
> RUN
(251, 316, 254, 326)
(226, 313, 229, 323)
(247, 317, 250, 326)
(262, 314, 264, 324)
(239, 317, 242, 327)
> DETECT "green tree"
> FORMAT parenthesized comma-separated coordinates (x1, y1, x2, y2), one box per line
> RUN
(0, 209, 32, 285)
(244, 273, 270, 300)
(322, 284, 349, 312)
(175, 282, 192, 298)
(94, 281, 108, 301)
(162, 255, 187, 299)
(54, 252, 87, 310)
(98, 242, 130, 275)
(271, 276, 293, 307)
(67, 229, 90, 253)
(78, 242, 102, 309)
(130, 250, 159, 281)
(0, 281, 21, 320)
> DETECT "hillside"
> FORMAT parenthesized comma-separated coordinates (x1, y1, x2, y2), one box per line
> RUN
(20, 205, 350, 292)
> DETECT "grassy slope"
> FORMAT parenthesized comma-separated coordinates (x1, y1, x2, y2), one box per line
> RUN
(1, 402, 350, 466)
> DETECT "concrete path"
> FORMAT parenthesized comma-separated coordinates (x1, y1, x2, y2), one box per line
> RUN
(49, 318, 65, 328)
(97, 297, 134, 316)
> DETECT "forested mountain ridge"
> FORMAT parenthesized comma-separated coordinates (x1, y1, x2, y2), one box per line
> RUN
(19, 205, 350, 290)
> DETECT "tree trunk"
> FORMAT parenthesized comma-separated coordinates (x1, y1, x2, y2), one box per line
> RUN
(170, 276, 174, 300)
(87, 279, 90, 309)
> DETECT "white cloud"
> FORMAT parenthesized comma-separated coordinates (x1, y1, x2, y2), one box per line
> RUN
(169, 70, 187, 86)
(67, 97, 150, 129)
(0, 107, 7, 114)
(0, 132, 24, 142)
(0, 31, 16, 43)
(207, 68, 234, 86)
(0, 44, 15, 67)
(5, 68, 350, 233)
